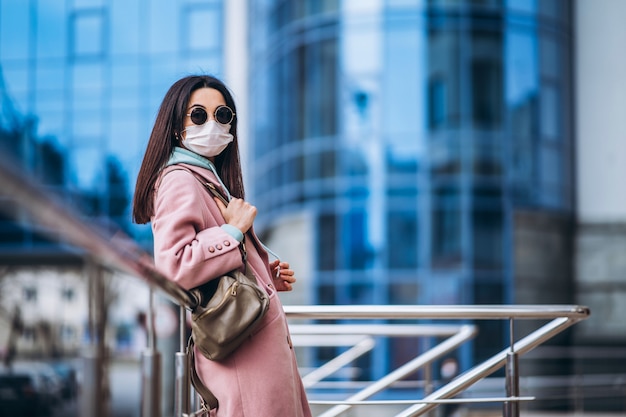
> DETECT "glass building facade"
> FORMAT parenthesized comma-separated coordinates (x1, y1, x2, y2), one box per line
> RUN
(248, 0, 573, 373)
(0, 0, 227, 247)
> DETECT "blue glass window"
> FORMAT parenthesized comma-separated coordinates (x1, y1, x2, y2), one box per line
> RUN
(345, 210, 371, 270)
(472, 207, 503, 269)
(0, 0, 28, 60)
(111, 1, 140, 54)
(317, 213, 337, 271)
(387, 209, 419, 269)
(432, 186, 462, 267)
(36, 3, 67, 58)
(540, 85, 560, 140)
(71, 9, 106, 59)
(429, 78, 447, 129)
(184, 5, 221, 53)
(472, 59, 503, 129)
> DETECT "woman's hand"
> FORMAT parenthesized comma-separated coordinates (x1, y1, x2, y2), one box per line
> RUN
(269, 260, 296, 292)
(214, 197, 257, 234)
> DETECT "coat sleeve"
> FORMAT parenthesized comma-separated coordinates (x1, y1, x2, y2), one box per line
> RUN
(151, 169, 243, 290)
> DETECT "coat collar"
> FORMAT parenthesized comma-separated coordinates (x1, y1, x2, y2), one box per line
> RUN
(166, 147, 231, 201)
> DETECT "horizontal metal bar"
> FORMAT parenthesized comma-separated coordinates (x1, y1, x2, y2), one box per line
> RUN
(296, 380, 428, 389)
(284, 305, 590, 320)
(289, 324, 472, 337)
(310, 397, 536, 405)
(291, 335, 369, 347)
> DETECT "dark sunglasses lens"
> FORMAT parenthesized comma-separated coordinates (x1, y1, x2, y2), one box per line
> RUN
(215, 106, 233, 124)
(190, 108, 208, 125)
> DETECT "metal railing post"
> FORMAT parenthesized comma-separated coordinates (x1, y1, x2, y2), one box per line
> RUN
(81, 347, 104, 417)
(504, 351, 520, 417)
(80, 260, 106, 417)
(174, 306, 191, 417)
(504, 318, 520, 417)
(141, 287, 161, 417)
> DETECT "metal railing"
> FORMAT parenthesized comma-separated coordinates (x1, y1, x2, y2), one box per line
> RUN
(0, 158, 591, 417)
(0, 158, 193, 417)
(284, 305, 589, 417)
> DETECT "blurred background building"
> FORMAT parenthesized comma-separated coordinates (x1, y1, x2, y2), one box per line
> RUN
(0, 0, 234, 353)
(0, 0, 625, 414)
(248, 0, 575, 377)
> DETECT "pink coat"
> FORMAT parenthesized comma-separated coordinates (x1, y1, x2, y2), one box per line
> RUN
(152, 163, 311, 417)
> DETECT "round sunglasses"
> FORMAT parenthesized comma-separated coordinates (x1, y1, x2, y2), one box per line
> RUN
(187, 105, 235, 126)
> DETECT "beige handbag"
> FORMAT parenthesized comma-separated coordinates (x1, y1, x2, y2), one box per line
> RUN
(186, 253, 270, 413)
(189, 242, 270, 361)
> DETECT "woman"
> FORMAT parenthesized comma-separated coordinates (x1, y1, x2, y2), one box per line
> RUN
(133, 75, 311, 417)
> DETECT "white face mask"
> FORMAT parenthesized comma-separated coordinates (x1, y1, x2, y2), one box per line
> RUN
(182, 121, 234, 157)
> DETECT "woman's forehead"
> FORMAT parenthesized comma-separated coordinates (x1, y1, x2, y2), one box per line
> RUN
(188, 87, 226, 107)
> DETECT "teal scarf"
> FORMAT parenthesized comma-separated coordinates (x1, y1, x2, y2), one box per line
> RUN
(166, 147, 231, 200)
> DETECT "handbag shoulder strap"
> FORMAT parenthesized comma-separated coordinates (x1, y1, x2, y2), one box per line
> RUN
(188, 337, 219, 410)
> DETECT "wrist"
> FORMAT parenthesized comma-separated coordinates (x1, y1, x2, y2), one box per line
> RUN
(221, 224, 244, 242)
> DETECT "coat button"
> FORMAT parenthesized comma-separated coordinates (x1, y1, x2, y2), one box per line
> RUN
(216, 244, 223, 250)
(208, 246, 215, 253)
(224, 240, 231, 246)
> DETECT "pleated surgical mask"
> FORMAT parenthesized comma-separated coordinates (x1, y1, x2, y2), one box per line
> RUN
(182, 121, 233, 157)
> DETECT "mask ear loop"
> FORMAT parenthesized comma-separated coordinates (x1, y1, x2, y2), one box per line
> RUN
(175, 122, 186, 140)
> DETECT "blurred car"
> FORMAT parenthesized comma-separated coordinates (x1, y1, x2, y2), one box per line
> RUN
(0, 362, 66, 416)
(11, 362, 64, 408)
(0, 372, 47, 417)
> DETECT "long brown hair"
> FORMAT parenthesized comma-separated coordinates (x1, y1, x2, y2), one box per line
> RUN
(132, 75, 244, 224)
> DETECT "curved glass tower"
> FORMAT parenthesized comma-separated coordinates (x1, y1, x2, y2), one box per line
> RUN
(249, 0, 573, 372)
